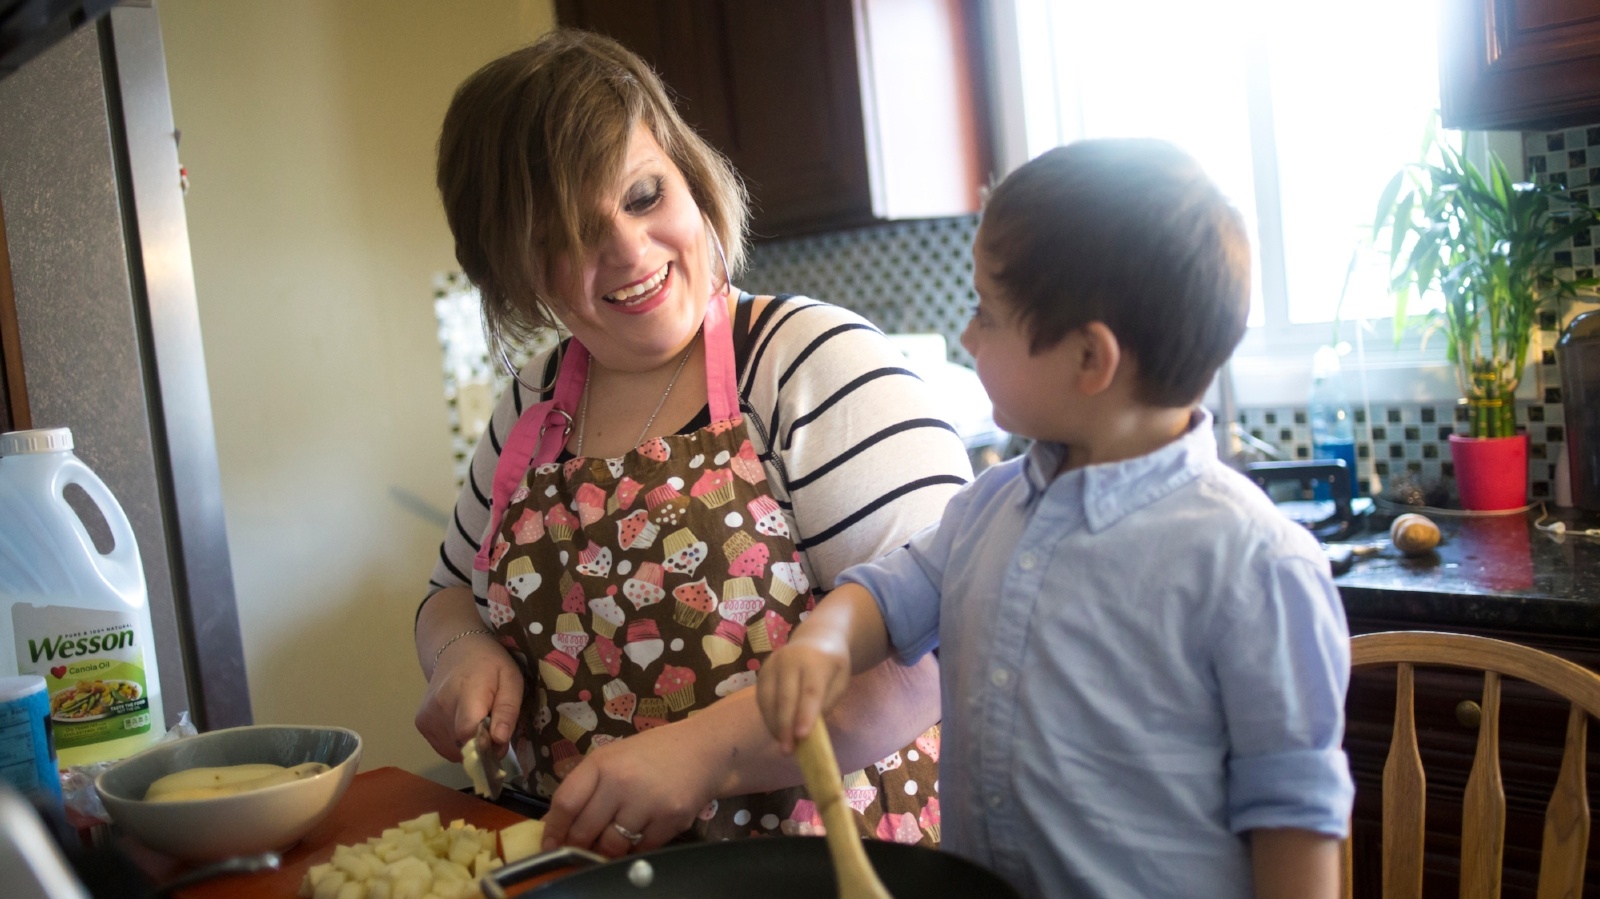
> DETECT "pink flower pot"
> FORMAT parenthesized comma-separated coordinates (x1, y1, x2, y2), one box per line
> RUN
(1448, 432, 1529, 511)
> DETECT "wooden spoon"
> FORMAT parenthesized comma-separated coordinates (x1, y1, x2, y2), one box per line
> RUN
(795, 719, 895, 899)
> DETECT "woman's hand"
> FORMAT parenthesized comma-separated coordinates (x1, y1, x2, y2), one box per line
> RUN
(414, 634, 523, 762)
(540, 722, 725, 858)
(414, 587, 523, 761)
(539, 617, 930, 860)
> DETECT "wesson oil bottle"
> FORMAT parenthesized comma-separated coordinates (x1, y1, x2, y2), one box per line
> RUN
(0, 427, 164, 768)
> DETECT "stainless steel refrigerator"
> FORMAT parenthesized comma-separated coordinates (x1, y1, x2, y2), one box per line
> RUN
(0, 1, 250, 735)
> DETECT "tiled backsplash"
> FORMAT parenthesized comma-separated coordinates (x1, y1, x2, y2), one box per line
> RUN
(1527, 123, 1600, 503)
(739, 126, 1600, 505)
(1232, 399, 1568, 504)
(743, 216, 982, 368)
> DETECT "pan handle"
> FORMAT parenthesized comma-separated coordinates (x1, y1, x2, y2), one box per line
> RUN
(481, 846, 608, 898)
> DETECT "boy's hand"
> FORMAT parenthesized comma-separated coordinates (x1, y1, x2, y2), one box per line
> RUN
(756, 631, 853, 754)
(757, 583, 896, 754)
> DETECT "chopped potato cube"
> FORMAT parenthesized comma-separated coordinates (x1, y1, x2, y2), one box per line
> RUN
(497, 819, 545, 863)
(306, 808, 541, 899)
(446, 835, 478, 867)
(301, 862, 335, 899)
(312, 870, 348, 899)
(402, 812, 442, 836)
(391, 879, 426, 899)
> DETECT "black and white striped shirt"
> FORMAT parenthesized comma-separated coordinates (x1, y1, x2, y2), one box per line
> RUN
(427, 295, 973, 603)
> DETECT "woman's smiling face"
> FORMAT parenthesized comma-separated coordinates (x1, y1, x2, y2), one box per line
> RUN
(549, 123, 717, 372)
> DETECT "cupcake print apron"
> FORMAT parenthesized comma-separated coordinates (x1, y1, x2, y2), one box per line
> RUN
(473, 296, 941, 845)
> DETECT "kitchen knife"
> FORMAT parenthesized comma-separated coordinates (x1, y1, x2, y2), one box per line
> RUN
(462, 717, 504, 800)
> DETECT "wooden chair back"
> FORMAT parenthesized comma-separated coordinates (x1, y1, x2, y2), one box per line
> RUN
(1342, 630, 1600, 899)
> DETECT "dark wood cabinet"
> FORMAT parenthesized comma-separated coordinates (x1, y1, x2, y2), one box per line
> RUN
(554, 0, 991, 238)
(1344, 616, 1600, 898)
(1440, 0, 1600, 131)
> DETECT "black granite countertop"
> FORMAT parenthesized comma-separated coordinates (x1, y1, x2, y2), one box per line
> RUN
(1334, 506, 1600, 635)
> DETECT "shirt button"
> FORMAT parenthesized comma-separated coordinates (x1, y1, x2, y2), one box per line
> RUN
(1018, 552, 1037, 570)
(988, 794, 1005, 809)
(990, 668, 1011, 687)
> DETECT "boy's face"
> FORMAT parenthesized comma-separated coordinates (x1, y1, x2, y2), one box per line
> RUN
(961, 228, 1083, 442)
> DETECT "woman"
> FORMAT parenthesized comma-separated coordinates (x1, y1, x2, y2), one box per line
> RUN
(415, 29, 971, 858)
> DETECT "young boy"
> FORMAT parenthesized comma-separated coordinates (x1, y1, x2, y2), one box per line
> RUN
(757, 139, 1353, 899)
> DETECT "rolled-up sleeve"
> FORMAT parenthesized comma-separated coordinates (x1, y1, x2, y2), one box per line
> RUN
(839, 505, 962, 665)
(1218, 553, 1354, 836)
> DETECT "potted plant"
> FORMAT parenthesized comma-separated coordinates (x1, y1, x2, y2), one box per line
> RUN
(1374, 121, 1600, 510)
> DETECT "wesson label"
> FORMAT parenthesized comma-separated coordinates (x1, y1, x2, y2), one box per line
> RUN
(12, 604, 152, 749)
(27, 627, 137, 661)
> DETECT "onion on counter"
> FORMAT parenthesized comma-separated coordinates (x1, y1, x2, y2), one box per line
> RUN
(1390, 513, 1441, 556)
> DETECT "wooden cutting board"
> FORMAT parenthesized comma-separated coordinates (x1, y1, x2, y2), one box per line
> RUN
(126, 766, 541, 898)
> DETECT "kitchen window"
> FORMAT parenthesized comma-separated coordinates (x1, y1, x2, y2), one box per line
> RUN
(985, 0, 1526, 406)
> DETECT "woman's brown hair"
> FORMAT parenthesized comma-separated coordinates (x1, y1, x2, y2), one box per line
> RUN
(980, 139, 1251, 407)
(437, 29, 749, 351)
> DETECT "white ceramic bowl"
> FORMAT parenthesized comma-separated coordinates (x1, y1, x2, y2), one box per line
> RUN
(95, 724, 361, 862)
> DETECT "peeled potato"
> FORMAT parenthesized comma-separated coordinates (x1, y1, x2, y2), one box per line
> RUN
(1390, 513, 1441, 556)
(145, 763, 286, 798)
(497, 819, 545, 863)
(145, 761, 329, 801)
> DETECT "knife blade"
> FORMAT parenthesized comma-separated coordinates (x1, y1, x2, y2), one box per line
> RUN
(462, 716, 505, 800)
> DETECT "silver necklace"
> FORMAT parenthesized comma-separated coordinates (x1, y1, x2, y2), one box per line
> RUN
(576, 340, 695, 457)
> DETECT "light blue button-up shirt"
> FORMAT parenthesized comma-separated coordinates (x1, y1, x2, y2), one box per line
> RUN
(842, 412, 1353, 899)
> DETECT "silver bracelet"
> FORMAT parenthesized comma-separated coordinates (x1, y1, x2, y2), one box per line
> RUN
(433, 627, 492, 665)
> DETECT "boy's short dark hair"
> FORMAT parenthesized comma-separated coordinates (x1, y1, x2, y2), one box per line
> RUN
(980, 139, 1250, 407)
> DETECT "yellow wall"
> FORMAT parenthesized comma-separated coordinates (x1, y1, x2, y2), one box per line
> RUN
(158, 0, 555, 782)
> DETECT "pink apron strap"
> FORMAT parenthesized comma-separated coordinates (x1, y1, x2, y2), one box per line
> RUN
(703, 292, 740, 425)
(472, 344, 589, 571)
(473, 293, 736, 572)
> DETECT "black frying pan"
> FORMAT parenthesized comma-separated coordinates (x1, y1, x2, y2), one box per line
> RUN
(484, 839, 1020, 898)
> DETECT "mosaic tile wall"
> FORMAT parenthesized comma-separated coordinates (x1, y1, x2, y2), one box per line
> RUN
(434, 272, 555, 484)
(1527, 124, 1600, 504)
(742, 216, 982, 368)
(737, 124, 1600, 506)
(1232, 400, 1565, 504)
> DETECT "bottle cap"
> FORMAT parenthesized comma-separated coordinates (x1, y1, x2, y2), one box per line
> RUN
(0, 674, 46, 702)
(0, 428, 74, 455)
(1311, 345, 1342, 380)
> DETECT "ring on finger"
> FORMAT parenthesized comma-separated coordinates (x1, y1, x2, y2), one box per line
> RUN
(611, 822, 644, 847)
